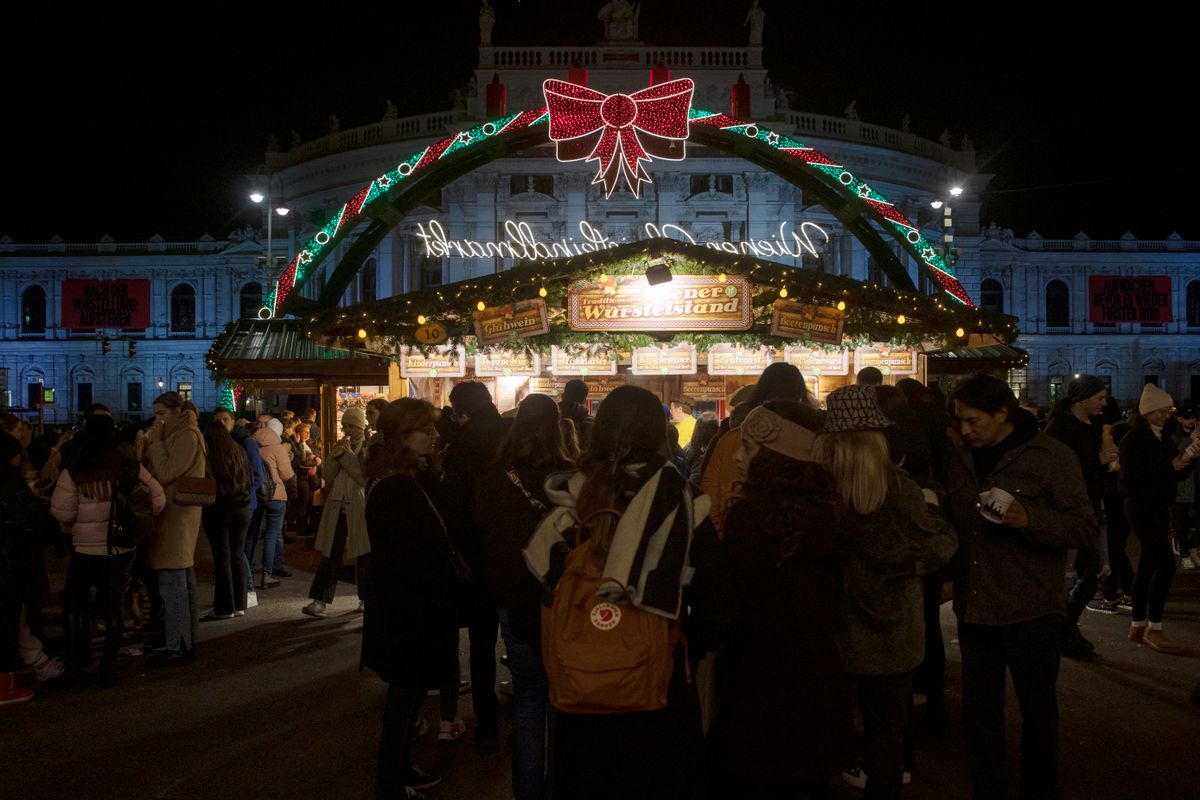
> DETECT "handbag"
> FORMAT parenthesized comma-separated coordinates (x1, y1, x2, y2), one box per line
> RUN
(175, 430, 217, 507)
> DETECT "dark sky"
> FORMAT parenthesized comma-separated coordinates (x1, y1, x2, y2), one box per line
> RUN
(3, 2, 1181, 242)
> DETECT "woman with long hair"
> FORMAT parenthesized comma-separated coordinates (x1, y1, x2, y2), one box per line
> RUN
(361, 399, 459, 800)
(200, 421, 252, 620)
(812, 386, 957, 798)
(525, 385, 707, 800)
(142, 391, 207, 667)
(50, 415, 165, 686)
(473, 394, 573, 800)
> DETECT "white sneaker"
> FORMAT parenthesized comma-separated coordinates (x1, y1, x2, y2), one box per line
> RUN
(841, 766, 912, 789)
(246, 591, 259, 609)
(302, 600, 328, 618)
(437, 718, 466, 741)
(1182, 554, 1196, 570)
(34, 656, 64, 682)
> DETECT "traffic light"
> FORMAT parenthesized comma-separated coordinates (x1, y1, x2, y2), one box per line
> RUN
(128, 339, 137, 357)
(102, 337, 111, 354)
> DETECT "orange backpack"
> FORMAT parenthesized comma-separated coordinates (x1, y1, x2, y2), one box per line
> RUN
(541, 509, 679, 714)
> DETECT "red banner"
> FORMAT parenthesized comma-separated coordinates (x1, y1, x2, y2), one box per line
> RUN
(61, 280, 151, 329)
(1089, 276, 1171, 324)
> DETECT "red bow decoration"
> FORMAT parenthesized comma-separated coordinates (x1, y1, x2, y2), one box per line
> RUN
(543, 78, 694, 198)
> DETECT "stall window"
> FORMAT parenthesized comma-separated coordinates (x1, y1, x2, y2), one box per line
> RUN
(1045, 280, 1069, 328)
(21, 285, 46, 335)
(171, 284, 196, 334)
(239, 282, 262, 319)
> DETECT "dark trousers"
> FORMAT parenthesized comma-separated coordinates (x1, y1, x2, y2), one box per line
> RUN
(0, 583, 21, 672)
(1101, 492, 1133, 600)
(959, 614, 1062, 800)
(1171, 502, 1195, 556)
(202, 502, 251, 616)
(1127, 499, 1176, 622)
(308, 513, 366, 604)
(1065, 542, 1101, 624)
(289, 479, 313, 535)
(852, 671, 913, 800)
(913, 575, 946, 719)
(64, 550, 135, 679)
(465, 597, 500, 731)
(377, 681, 426, 799)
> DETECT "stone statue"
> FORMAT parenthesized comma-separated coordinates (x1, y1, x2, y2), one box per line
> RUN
(745, 0, 766, 46)
(479, 0, 495, 46)
(266, 134, 280, 153)
(844, 99, 858, 120)
(290, 130, 302, 148)
(599, 0, 640, 42)
(329, 114, 341, 134)
(939, 128, 951, 147)
(901, 113, 911, 133)
(960, 133, 975, 152)
(383, 100, 398, 120)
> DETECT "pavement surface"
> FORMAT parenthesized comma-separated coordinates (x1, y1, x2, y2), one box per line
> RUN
(4, 536, 1200, 799)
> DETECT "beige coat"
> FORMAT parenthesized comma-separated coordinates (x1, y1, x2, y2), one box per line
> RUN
(145, 411, 206, 569)
(314, 438, 370, 561)
(253, 428, 296, 502)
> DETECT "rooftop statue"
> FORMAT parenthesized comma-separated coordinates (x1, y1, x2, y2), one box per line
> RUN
(599, 0, 640, 42)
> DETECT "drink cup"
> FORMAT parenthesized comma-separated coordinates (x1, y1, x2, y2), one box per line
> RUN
(979, 488, 1015, 523)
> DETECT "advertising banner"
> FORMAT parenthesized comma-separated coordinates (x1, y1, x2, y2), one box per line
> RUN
(61, 280, 151, 329)
(1088, 276, 1172, 323)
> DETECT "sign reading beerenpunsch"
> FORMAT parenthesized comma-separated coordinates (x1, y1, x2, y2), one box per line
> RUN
(567, 275, 752, 332)
(1088, 276, 1172, 323)
(770, 301, 845, 345)
(472, 298, 550, 344)
(61, 280, 151, 329)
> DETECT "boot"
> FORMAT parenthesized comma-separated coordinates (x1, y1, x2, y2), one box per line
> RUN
(1127, 623, 1146, 642)
(0, 672, 34, 709)
(1142, 628, 1180, 654)
(260, 571, 280, 590)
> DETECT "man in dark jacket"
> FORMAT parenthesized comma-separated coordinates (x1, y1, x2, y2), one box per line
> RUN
(1043, 375, 1117, 659)
(217, 411, 267, 603)
(443, 381, 512, 748)
(557, 379, 593, 450)
(945, 374, 1098, 800)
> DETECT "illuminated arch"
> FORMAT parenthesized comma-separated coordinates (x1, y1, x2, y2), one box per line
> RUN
(268, 107, 973, 317)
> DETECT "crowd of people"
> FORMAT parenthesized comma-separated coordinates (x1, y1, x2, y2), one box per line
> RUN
(2, 370, 1199, 800)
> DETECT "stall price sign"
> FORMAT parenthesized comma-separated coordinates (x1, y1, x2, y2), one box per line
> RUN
(472, 298, 550, 345)
(568, 274, 752, 332)
(1089, 276, 1172, 323)
(854, 347, 918, 376)
(681, 376, 724, 400)
(400, 345, 467, 378)
(783, 347, 850, 376)
(474, 348, 542, 377)
(630, 344, 698, 376)
(707, 344, 773, 376)
(61, 280, 151, 329)
(770, 301, 845, 345)
(550, 346, 619, 376)
(528, 377, 566, 397)
(586, 376, 626, 399)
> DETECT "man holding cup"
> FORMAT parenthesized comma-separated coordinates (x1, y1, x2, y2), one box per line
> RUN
(944, 374, 1098, 800)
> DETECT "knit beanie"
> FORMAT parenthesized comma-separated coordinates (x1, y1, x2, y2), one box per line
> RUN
(1138, 383, 1174, 416)
(266, 418, 284, 437)
(341, 406, 367, 430)
(1067, 374, 1107, 405)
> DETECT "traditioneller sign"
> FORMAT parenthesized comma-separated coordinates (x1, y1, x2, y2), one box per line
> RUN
(630, 345, 698, 376)
(1088, 276, 1172, 324)
(61, 280, 151, 329)
(474, 349, 541, 377)
(854, 347, 918, 376)
(770, 301, 845, 345)
(472, 298, 550, 345)
(550, 346, 619, 376)
(400, 345, 467, 378)
(568, 274, 752, 332)
(783, 347, 850, 376)
(707, 345, 773, 376)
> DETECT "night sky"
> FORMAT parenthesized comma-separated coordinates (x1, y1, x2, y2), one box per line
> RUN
(3, 2, 1182, 243)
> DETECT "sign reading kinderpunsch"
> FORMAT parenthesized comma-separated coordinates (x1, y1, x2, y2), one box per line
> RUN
(770, 301, 845, 345)
(472, 299, 550, 345)
(400, 345, 467, 378)
(568, 275, 752, 332)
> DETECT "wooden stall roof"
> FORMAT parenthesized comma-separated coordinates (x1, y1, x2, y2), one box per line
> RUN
(924, 343, 1028, 374)
(208, 319, 390, 387)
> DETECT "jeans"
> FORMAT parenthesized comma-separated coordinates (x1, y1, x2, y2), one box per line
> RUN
(244, 500, 286, 586)
(852, 671, 913, 800)
(959, 614, 1062, 800)
(1065, 541, 1102, 624)
(158, 568, 199, 652)
(377, 682, 426, 799)
(1127, 498, 1176, 623)
(499, 606, 551, 800)
(203, 502, 251, 615)
(308, 512, 366, 604)
(63, 551, 135, 678)
(1101, 492, 1133, 600)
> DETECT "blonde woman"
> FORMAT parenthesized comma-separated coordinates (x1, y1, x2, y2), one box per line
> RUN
(813, 385, 957, 798)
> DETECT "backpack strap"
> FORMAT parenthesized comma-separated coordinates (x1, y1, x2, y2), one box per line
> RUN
(506, 469, 549, 515)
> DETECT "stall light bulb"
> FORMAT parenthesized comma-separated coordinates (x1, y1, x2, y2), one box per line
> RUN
(477, 301, 486, 311)
(956, 327, 966, 338)
(896, 315, 906, 325)
(417, 315, 427, 325)
(539, 286, 548, 298)
(779, 287, 789, 299)
(357, 328, 368, 339)
(837, 301, 846, 311)
(718, 273, 727, 283)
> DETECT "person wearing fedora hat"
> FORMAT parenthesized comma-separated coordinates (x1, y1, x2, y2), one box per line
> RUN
(1118, 384, 1199, 653)
(944, 374, 1098, 799)
(812, 385, 958, 796)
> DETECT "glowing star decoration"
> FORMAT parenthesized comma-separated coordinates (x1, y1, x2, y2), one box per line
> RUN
(543, 78, 694, 198)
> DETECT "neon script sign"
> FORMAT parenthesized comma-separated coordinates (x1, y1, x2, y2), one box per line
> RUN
(415, 219, 830, 261)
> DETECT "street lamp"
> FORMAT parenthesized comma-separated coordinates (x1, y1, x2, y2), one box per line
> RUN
(930, 185, 964, 267)
(249, 166, 291, 295)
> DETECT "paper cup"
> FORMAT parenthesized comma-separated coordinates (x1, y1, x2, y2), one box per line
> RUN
(979, 488, 1015, 523)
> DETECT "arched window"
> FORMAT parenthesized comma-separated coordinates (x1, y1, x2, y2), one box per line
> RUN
(866, 256, 887, 287)
(21, 285, 46, 334)
(239, 282, 262, 319)
(361, 258, 377, 304)
(1045, 280, 1070, 328)
(1187, 280, 1200, 328)
(980, 278, 1004, 314)
(171, 284, 196, 334)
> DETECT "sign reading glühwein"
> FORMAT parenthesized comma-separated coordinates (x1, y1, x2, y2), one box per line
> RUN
(770, 301, 845, 345)
(568, 275, 752, 332)
(1088, 276, 1172, 323)
(61, 280, 151, 329)
(472, 299, 550, 345)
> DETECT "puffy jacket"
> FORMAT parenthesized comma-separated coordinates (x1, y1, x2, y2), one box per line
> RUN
(253, 427, 295, 502)
(51, 464, 166, 551)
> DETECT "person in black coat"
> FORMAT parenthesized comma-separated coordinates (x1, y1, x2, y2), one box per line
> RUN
(472, 394, 573, 800)
(362, 399, 460, 800)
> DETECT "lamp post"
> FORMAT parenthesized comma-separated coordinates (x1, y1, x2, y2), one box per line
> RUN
(930, 185, 964, 267)
(250, 166, 291, 311)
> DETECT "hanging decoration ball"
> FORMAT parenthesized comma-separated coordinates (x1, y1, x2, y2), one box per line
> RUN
(836, 301, 846, 311)
(779, 287, 789, 298)
(357, 328, 368, 339)
(539, 286, 548, 298)
(477, 301, 486, 311)
(896, 315, 906, 325)
(956, 327, 966, 338)
(417, 315, 427, 325)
